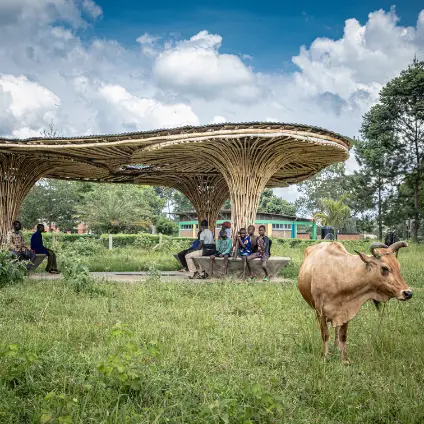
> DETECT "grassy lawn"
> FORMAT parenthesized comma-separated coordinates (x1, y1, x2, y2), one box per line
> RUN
(1, 273, 423, 423)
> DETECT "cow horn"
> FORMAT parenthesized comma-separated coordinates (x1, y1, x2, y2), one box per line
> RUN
(389, 241, 408, 255)
(369, 242, 388, 257)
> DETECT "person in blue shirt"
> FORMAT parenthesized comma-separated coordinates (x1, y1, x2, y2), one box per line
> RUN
(236, 227, 252, 279)
(176, 231, 201, 272)
(30, 224, 59, 274)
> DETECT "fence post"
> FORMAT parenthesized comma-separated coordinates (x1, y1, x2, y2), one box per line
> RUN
(109, 234, 113, 250)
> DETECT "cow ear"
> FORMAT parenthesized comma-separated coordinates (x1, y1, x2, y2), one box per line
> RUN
(355, 250, 372, 264)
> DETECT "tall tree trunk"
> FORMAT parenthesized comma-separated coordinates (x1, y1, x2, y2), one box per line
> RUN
(413, 177, 420, 243)
(413, 121, 420, 243)
(378, 178, 383, 241)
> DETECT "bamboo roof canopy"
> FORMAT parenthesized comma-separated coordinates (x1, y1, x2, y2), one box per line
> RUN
(0, 122, 351, 239)
(0, 122, 351, 183)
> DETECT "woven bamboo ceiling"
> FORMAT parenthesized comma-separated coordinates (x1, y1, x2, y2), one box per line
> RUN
(0, 122, 351, 186)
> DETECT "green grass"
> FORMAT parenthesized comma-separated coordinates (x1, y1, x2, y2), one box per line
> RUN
(2, 242, 423, 423)
(1, 275, 424, 423)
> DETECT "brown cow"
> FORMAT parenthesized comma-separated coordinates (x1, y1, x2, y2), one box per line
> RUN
(298, 241, 412, 363)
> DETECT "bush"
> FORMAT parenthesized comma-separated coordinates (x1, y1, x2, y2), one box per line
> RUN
(99, 233, 193, 250)
(156, 218, 179, 236)
(0, 251, 28, 288)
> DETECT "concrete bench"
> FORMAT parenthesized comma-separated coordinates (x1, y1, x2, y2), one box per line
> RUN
(27, 254, 46, 272)
(192, 256, 291, 279)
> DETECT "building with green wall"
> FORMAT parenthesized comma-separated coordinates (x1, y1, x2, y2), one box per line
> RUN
(175, 210, 317, 240)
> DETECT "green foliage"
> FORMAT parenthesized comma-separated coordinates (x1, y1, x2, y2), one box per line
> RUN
(58, 249, 94, 294)
(258, 188, 296, 216)
(313, 196, 351, 230)
(0, 343, 40, 388)
(76, 184, 163, 234)
(97, 324, 160, 392)
(356, 59, 424, 241)
(296, 163, 350, 216)
(20, 179, 89, 230)
(0, 250, 28, 287)
(156, 217, 179, 236)
(99, 233, 193, 250)
(41, 392, 78, 424)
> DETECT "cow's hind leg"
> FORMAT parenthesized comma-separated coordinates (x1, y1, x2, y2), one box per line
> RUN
(339, 322, 350, 364)
(334, 326, 340, 349)
(318, 312, 330, 359)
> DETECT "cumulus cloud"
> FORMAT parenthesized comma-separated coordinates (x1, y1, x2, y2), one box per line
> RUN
(0, 1, 423, 204)
(153, 30, 261, 101)
(0, 75, 59, 136)
(99, 84, 199, 129)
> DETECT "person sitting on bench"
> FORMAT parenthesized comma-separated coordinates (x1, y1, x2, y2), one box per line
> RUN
(31, 224, 60, 274)
(176, 231, 201, 272)
(7, 220, 36, 262)
(209, 229, 232, 277)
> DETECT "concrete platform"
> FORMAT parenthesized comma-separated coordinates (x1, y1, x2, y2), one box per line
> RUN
(28, 270, 288, 283)
(192, 256, 291, 278)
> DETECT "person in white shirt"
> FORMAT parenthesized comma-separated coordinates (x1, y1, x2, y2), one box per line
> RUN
(185, 219, 215, 279)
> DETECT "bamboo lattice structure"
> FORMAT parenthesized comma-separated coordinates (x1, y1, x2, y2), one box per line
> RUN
(0, 122, 351, 241)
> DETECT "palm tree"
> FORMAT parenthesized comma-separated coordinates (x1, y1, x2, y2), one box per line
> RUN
(76, 185, 155, 233)
(313, 196, 351, 232)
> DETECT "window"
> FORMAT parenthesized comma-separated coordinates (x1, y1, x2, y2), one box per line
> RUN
(181, 224, 193, 230)
(272, 223, 292, 230)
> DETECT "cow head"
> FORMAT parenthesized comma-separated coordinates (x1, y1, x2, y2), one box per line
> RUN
(355, 242, 412, 302)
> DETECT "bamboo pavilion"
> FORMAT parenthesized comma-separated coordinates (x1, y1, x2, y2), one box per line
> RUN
(0, 122, 351, 243)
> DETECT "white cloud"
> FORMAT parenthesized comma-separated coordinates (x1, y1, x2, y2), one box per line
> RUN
(99, 84, 199, 129)
(0, 2, 423, 207)
(153, 30, 261, 101)
(82, 0, 103, 19)
(0, 75, 59, 136)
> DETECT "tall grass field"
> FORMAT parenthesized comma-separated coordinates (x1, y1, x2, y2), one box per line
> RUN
(1, 241, 423, 423)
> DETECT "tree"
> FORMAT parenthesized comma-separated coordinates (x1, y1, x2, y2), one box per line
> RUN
(313, 197, 351, 231)
(20, 179, 88, 230)
(258, 189, 296, 215)
(356, 104, 397, 240)
(378, 59, 424, 242)
(156, 217, 179, 236)
(76, 184, 164, 234)
(172, 191, 195, 213)
(296, 163, 349, 216)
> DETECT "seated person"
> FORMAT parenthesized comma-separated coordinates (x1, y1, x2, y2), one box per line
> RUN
(247, 225, 270, 281)
(209, 229, 232, 277)
(7, 220, 35, 262)
(248, 225, 257, 253)
(221, 221, 231, 239)
(31, 224, 60, 274)
(176, 231, 201, 272)
(236, 228, 252, 279)
(186, 220, 215, 279)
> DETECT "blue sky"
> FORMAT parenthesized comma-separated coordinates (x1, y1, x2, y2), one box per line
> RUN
(90, 0, 422, 71)
(1, 0, 423, 200)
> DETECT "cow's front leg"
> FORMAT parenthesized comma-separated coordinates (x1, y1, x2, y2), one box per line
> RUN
(339, 322, 350, 364)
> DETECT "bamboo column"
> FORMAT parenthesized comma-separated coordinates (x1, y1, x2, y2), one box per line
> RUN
(191, 137, 298, 237)
(134, 174, 229, 234)
(0, 154, 53, 245)
(176, 175, 228, 233)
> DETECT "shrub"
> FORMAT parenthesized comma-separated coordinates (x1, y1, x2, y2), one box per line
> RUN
(99, 233, 193, 250)
(58, 249, 95, 294)
(0, 250, 28, 288)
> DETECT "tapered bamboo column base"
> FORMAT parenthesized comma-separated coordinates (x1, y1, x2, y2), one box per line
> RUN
(0, 154, 52, 245)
